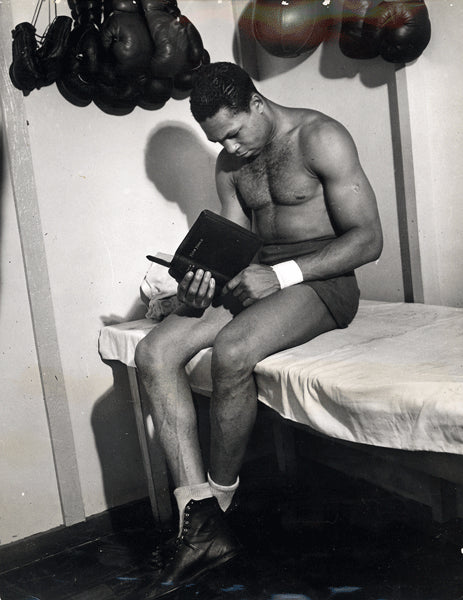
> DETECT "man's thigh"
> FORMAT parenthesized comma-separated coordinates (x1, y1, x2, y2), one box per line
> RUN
(142, 299, 234, 362)
(222, 284, 338, 364)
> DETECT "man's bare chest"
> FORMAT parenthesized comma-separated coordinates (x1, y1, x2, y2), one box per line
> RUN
(235, 144, 320, 210)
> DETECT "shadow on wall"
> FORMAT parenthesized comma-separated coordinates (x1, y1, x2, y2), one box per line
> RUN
(99, 126, 219, 324)
(144, 122, 220, 228)
(95, 293, 157, 513)
(91, 359, 149, 521)
(233, 0, 395, 88)
(319, 26, 396, 88)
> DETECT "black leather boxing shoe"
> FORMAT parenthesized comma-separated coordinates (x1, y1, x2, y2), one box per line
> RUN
(150, 495, 241, 571)
(131, 496, 242, 599)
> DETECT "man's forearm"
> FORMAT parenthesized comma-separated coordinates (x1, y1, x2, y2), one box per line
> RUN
(294, 227, 383, 281)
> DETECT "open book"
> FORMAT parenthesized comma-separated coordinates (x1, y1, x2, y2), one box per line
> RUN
(147, 210, 262, 293)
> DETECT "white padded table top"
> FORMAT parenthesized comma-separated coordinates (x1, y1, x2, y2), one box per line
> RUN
(99, 301, 463, 455)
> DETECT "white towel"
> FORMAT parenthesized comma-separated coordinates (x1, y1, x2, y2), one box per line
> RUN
(140, 262, 179, 321)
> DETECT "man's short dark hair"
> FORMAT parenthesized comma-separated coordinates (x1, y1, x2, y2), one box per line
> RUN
(190, 62, 258, 123)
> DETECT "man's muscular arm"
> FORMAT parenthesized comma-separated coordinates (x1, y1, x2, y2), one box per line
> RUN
(295, 120, 383, 280)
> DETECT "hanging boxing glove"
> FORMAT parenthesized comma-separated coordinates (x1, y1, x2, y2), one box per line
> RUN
(141, 0, 180, 18)
(94, 79, 139, 114)
(137, 73, 173, 109)
(94, 59, 139, 114)
(37, 15, 73, 86)
(69, 0, 104, 27)
(374, 0, 431, 63)
(101, 0, 154, 75)
(177, 15, 206, 71)
(140, 0, 206, 79)
(339, 0, 431, 63)
(170, 14, 208, 89)
(57, 0, 104, 106)
(141, 11, 188, 78)
(9, 22, 43, 95)
(339, 0, 383, 59)
(57, 23, 103, 106)
(174, 47, 210, 91)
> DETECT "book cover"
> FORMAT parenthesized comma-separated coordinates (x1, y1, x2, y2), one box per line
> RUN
(147, 210, 262, 292)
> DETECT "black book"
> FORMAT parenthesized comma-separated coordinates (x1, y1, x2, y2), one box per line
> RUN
(147, 210, 262, 293)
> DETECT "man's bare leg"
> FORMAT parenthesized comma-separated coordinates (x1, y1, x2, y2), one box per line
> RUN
(134, 302, 233, 488)
(209, 284, 337, 485)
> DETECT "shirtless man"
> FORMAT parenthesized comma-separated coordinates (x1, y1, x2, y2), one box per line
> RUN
(133, 61, 383, 599)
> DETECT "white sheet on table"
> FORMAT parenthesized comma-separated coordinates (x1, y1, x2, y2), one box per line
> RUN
(255, 301, 463, 454)
(98, 301, 463, 455)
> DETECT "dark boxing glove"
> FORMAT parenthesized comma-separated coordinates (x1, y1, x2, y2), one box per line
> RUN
(142, 11, 188, 78)
(137, 73, 173, 109)
(340, 0, 431, 63)
(177, 14, 206, 70)
(57, 0, 104, 105)
(94, 59, 139, 115)
(101, 1, 154, 75)
(141, 0, 180, 18)
(57, 23, 103, 107)
(174, 47, 210, 91)
(37, 16, 73, 86)
(69, 0, 104, 27)
(141, 0, 205, 79)
(375, 0, 431, 63)
(339, 0, 383, 59)
(9, 22, 42, 95)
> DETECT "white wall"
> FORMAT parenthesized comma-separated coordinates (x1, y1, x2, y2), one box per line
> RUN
(0, 128, 63, 543)
(406, 0, 463, 307)
(1, 0, 461, 546)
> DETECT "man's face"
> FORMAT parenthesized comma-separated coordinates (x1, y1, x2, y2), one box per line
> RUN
(200, 98, 268, 159)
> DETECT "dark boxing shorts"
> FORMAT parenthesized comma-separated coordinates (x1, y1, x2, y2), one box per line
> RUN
(259, 238, 360, 329)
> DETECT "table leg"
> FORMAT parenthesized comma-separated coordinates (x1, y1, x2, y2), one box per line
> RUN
(127, 366, 172, 526)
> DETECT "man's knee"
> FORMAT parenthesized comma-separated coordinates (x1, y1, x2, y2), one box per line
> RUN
(134, 335, 164, 376)
(211, 327, 256, 380)
(135, 329, 182, 375)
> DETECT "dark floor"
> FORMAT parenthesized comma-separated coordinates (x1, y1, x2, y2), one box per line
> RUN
(1, 456, 463, 600)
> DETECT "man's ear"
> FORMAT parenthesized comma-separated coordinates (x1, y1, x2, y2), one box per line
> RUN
(250, 93, 264, 113)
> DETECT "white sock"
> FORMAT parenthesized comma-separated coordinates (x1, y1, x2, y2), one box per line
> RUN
(208, 472, 239, 512)
(173, 482, 212, 536)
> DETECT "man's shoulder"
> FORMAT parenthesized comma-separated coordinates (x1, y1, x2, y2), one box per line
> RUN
(294, 110, 346, 141)
(292, 111, 353, 158)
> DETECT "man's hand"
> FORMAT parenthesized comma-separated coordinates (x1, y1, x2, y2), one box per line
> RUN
(223, 264, 281, 307)
(177, 269, 215, 310)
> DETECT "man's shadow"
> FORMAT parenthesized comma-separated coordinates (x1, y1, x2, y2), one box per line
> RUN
(144, 122, 221, 227)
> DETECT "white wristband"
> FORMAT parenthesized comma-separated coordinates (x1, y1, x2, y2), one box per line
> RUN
(271, 260, 304, 289)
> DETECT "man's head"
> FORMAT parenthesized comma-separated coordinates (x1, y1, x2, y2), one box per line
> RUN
(190, 62, 257, 123)
(190, 62, 273, 158)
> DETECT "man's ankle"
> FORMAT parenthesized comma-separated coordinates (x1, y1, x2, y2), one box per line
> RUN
(173, 482, 212, 535)
(208, 472, 239, 513)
